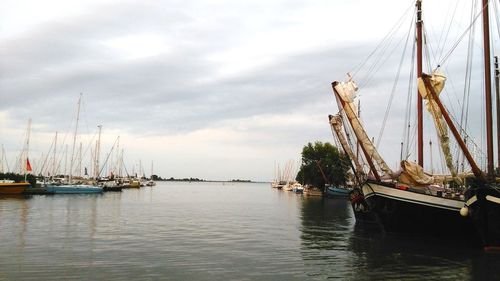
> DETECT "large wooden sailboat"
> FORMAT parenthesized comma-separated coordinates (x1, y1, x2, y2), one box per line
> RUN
(330, 0, 500, 250)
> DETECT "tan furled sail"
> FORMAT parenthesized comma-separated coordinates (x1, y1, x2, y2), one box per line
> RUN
(417, 72, 458, 179)
(329, 114, 364, 176)
(333, 79, 394, 177)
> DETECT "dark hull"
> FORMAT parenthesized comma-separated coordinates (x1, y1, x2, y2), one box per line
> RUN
(103, 186, 123, 192)
(362, 181, 479, 245)
(465, 186, 500, 251)
(349, 188, 379, 225)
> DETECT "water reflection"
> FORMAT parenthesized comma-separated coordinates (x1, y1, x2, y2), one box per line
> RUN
(299, 197, 355, 279)
(348, 224, 500, 280)
(299, 196, 500, 280)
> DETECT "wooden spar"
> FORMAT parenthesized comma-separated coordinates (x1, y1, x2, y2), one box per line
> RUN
(495, 56, 499, 173)
(332, 82, 381, 181)
(416, 0, 424, 167)
(329, 114, 364, 177)
(421, 74, 485, 181)
(482, 0, 494, 177)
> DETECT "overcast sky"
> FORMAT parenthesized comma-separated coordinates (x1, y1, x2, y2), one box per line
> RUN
(1, 0, 498, 181)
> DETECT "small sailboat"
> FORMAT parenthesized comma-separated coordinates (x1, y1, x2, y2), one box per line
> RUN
(44, 94, 102, 194)
(146, 161, 156, 186)
(1, 120, 34, 194)
(0, 180, 30, 194)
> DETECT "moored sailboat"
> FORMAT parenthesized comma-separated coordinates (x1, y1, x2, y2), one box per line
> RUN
(44, 94, 103, 194)
(330, 0, 500, 250)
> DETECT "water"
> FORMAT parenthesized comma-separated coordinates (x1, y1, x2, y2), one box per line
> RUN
(0, 182, 499, 280)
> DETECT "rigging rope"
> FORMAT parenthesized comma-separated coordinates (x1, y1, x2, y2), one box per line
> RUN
(438, 0, 488, 66)
(351, 2, 414, 83)
(375, 12, 415, 149)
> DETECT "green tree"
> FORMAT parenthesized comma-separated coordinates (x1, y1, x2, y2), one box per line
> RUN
(295, 141, 350, 190)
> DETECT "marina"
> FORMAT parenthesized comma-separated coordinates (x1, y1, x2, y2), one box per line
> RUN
(1, 0, 500, 279)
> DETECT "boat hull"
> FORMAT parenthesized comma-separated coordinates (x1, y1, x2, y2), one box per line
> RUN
(0, 182, 30, 194)
(326, 186, 349, 198)
(45, 185, 103, 194)
(362, 181, 478, 243)
(465, 186, 500, 251)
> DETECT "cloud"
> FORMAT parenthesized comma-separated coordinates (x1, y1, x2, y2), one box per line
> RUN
(1, 0, 496, 179)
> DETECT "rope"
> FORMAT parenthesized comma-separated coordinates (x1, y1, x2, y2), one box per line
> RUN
(438, 1, 487, 66)
(376, 13, 415, 149)
(351, 1, 415, 83)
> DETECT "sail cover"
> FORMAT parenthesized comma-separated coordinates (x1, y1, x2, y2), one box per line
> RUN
(417, 72, 457, 179)
(399, 160, 434, 186)
(333, 80, 393, 177)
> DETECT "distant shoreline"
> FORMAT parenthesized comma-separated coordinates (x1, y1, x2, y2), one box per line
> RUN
(155, 177, 268, 184)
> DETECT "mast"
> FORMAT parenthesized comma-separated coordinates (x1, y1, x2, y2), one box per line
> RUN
(495, 56, 499, 173)
(331, 81, 395, 181)
(52, 132, 58, 177)
(482, 0, 494, 177)
(20, 118, 32, 175)
(329, 114, 364, 176)
(416, 0, 424, 167)
(69, 94, 82, 184)
(0, 144, 3, 173)
(421, 75, 484, 180)
(95, 125, 102, 179)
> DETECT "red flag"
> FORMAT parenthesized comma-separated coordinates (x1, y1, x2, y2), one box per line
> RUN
(26, 158, 32, 172)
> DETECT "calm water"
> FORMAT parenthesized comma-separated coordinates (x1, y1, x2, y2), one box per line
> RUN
(0, 182, 499, 280)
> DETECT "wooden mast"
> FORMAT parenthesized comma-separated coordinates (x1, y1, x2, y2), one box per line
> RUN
(416, 0, 424, 167)
(421, 75, 485, 180)
(332, 82, 381, 181)
(482, 0, 494, 178)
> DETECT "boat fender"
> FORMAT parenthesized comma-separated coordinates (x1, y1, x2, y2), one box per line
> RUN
(397, 185, 409, 191)
(460, 206, 469, 217)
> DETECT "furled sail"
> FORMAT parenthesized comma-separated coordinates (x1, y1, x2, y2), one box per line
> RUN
(398, 160, 434, 186)
(329, 114, 365, 176)
(417, 72, 458, 179)
(333, 80, 394, 177)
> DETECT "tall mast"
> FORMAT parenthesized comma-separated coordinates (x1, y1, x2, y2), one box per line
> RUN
(482, 0, 494, 177)
(95, 125, 102, 179)
(52, 132, 58, 176)
(495, 56, 499, 173)
(0, 144, 4, 173)
(69, 94, 82, 184)
(416, 0, 424, 167)
(20, 118, 32, 174)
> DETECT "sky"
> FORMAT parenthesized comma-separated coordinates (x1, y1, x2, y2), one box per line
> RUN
(1, 0, 499, 181)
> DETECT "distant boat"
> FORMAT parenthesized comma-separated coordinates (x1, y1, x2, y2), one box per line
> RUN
(44, 94, 103, 194)
(325, 186, 349, 198)
(146, 180, 156, 186)
(98, 179, 123, 192)
(45, 184, 103, 194)
(303, 186, 322, 197)
(292, 182, 304, 194)
(283, 182, 294, 191)
(0, 180, 30, 194)
(121, 178, 140, 188)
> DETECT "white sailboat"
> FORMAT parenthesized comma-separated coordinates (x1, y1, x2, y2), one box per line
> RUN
(45, 94, 102, 194)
